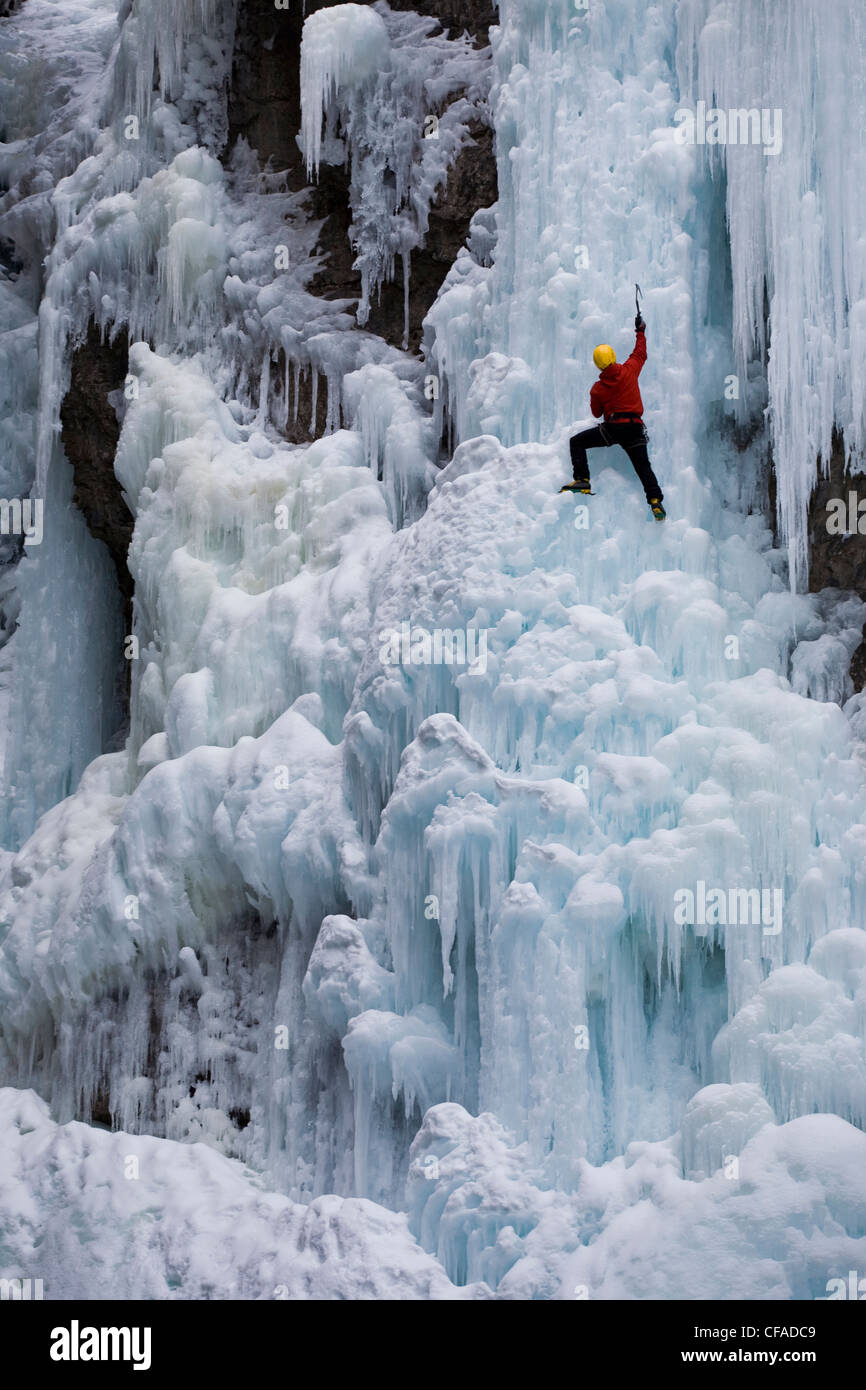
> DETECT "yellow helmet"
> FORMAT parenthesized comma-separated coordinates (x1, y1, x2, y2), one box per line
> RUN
(593, 344, 616, 370)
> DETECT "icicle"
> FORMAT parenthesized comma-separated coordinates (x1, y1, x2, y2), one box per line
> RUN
(310, 367, 318, 435)
(292, 358, 300, 426)
(257, 349, 271, 427)
(678, 0, 866, 588)
(300, 5, 390, 178)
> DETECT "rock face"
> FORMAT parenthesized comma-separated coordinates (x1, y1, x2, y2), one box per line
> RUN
(363, 119, 496, 354)
(808, 434, 866, 594)
(301, 132, 498, 356)
(807, 432, 866, 691)
(227, 0, 318, 184)
(60, 325, 134, 626)
(228, 0, 498, 362)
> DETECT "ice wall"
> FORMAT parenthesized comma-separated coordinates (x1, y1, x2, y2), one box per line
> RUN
(0, 0, 135, 846)
(339, 0, 866, 1222)
(677, 0, 866, 588)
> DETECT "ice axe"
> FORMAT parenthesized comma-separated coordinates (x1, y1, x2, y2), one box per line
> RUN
(634, 282, 645, 331)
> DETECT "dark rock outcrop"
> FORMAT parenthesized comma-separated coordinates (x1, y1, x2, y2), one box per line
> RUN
(808, 433, 866, 595)
(807, 431, 866, 691)
(227, 0, 319, 186)
(60, 325, 134, 624)
(363, 118, 496, 354)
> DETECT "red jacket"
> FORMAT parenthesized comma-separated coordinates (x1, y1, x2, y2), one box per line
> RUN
(590, 330, 646, 420)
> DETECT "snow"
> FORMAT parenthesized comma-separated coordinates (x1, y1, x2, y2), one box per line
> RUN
(300, 4, 390, 178)
(713, 929, 866, 1130)
(406, 1099, 866, 1299)
(0, 1087, 479, 1300)
(0, 0, 863, 1303)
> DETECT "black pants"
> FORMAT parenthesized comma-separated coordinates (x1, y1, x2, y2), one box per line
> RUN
(569, 421, 663, 503)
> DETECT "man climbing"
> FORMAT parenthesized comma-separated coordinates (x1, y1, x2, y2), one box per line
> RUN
(561, 309, 666, 520)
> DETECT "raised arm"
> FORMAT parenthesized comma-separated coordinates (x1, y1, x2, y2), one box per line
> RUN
(626, 327, 647, 373)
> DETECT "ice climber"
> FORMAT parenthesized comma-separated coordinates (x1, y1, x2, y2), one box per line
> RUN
(560, 311, 666, 520)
